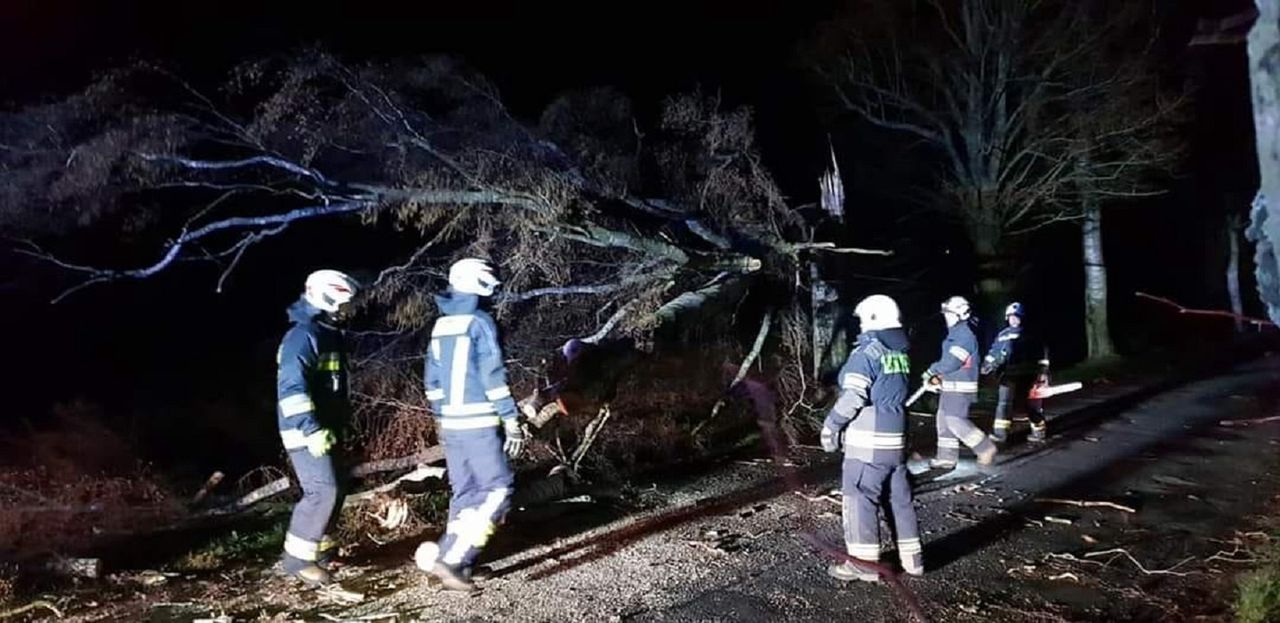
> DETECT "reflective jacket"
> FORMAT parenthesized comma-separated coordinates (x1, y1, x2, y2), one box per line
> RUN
(822, 328, 911, 465)
(981, 325, 1021, 375)
(927, 321, 979, 396)
(276, 298, 350, 451)
(425, 290, 519, 430)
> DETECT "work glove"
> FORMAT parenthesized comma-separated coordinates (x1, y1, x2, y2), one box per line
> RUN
(306, 429, 336, 458)
(503, 418, 525, 459)
(819, 427, 841, 453)
(980, 358, 995, 376)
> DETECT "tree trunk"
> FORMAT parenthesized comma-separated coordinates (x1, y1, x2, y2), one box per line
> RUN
(1249, 1, 1280, 325)
(1082, 204, 1116, 359)
(1227, 213, 1246, 332)
(972, 221, 1014, 325)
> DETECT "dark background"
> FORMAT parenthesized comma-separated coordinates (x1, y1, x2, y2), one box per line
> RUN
(0, 1, 1262, 476)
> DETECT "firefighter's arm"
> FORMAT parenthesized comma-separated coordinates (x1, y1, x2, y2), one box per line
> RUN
(278, 328, 322, 436)
(473, 316, 519, 421)
(821, 351, 874, 451)
(424, 328, 445, 411)
(927, 335, 970, 377)
(981, 335, 1009, 375)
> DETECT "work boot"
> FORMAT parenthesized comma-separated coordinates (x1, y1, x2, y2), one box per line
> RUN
(283, 558, 332, 586)
(432, 562, 476, 592)
(976, 443, 998, 466)
(828, 561, 879, 583)
(928, 458, 957, 470)
(902, 560, 925, 577)
(1028, 425, 1047, 444)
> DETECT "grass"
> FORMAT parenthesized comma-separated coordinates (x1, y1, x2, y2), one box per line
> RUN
(174, 518, 287, 572)
(1235, 535, 1280, 623)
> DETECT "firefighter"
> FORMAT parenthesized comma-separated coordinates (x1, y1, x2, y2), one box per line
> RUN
(822, 294, 923, 582)
(982, 302, 1046, 444)
(924, 295, 997, 469)
(276, 269, 360, 586)
(422, 258, 525, 592)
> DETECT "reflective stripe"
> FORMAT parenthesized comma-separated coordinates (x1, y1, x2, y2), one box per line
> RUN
(443, 487, 510, 565)
(993, 420, 1011, 429)
(280, 428, 309, 449)
(1038, 359, 1050, 365)
(450, 336, 471, 408)
(438, 415, 501, 430)
(843, 431, 905, 449)
(432, 314, 474, 337)
(426, 388, 446, 401)
(841, 373, 871, 390)
(284, 532, 320, 561)
(898, 538, 923, 555)
(962, 429, 989, 447)
(440, 402, 497, 417)
(279, 394, 315, 418)
(318, 352, 341, 371)
(846, 542, 880, 560)
(485, 385, 512, 401)
(948, 345, 971, 361)
(1030, 422, 1046, 431)
(938, 438, 961, 449)
(430, 338, 441, 361)
(998, 333, 1020, 342)
(318, 535, 337, 553)
(941, 380, 978, 393)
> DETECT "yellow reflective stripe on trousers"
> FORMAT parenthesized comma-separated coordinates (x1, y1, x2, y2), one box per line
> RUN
(280, 428, 327, 450)
(962, 429, 989, 447)
(284, 532, 320, 561)
(846, 542, 880, 560)
(485, 385, 512, 401)
(279, 393, 315, 417)
(897, 538, 923, 555)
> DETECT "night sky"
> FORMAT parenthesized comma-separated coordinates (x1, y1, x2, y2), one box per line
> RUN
(0, 1, 1263, 474)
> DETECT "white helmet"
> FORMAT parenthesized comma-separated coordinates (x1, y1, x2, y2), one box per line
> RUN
(854, 294, 902, 331)
(448, 258, 500, 297)
(305, 269, 359, 313)
(1005, 302, 1023, 318)
(940, 295, 971, 320)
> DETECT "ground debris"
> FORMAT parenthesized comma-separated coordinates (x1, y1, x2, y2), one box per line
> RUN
(1043, 515, 1075, 526)
(1036, 497, 1136, 514)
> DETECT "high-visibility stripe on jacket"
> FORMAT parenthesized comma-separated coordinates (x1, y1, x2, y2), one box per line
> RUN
(982, 325, 1021, 376)
(276, 298, 350, 451)
(425, 290, 518, 429)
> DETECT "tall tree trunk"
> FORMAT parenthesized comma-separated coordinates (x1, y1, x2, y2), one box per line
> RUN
(1082, 203, 1116, 359)
(1227, 213, 1246, 332)
(1249, 1, 1280, 325)
(972, 215, 1014, 326)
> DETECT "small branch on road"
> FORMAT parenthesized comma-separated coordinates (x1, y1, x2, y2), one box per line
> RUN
(1082, 548, 1196, 576)
(1219, 415, 1280, 427)
(1035, 498, 1136, 514)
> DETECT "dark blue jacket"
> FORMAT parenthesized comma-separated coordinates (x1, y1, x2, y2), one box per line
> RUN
(981, 324, 1021, 376)
(927, 321, 979, 396)
(424, 290, 519, 430)
(822, 328, 911, 464)
(276, 298, 350, 451)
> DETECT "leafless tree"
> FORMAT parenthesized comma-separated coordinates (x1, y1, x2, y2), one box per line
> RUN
(812, 0, 1182, 321)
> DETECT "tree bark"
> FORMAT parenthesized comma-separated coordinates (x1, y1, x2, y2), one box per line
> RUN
(1227, 213, 1246, 332)
(1082, 203, 1116, 359)
(1250, 1, 1280, 325)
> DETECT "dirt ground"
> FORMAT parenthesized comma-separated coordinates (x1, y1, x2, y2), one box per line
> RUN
(9, 356, 1280, 622)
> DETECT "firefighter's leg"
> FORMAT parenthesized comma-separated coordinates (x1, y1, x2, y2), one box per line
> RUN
(283, 449, 339, 584)
(435, 431, 478, 569)
(933, 400, 959, 467)
(1027, 397, 1047, 442)
(438, 429, 513, 574)
(991, 382, 1013, 443)
(887, 464, 923, 575)
(942, 395, 997, 464)
(830, 459, 883, 583)
(317, 452, 347, 568)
